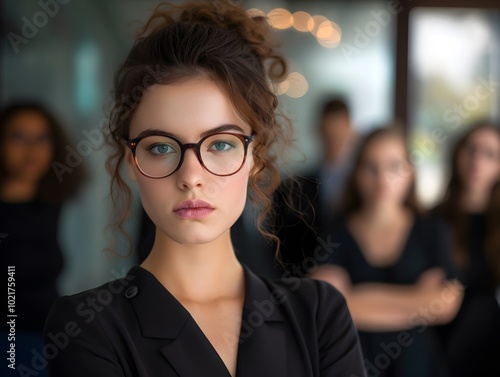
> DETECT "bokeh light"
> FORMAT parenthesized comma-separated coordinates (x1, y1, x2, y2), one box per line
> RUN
(284, 72, 309, 98)
(292, 11, 312, 32)
(276, 80, 291, 96)
(316, 21, 342, 48)
(267, 8, 294, 30)
(307, 15, 329, 35)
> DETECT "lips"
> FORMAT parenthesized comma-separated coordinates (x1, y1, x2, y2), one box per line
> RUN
(173, 199, 214, 219)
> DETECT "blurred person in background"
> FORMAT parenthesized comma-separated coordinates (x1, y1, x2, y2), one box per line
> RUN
(274, 97, 359, 271)
(0, 103, 86, 375)
(312, 127, 463, 377)
(433, 122, 500, 377)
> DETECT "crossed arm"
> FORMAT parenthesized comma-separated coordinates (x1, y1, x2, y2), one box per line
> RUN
(310, 264, 464, 332)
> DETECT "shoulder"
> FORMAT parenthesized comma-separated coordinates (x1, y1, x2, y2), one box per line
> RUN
(43, 276, 138, 375)
(45, 273, 136, 334)
(262, 275, 349, 323)
(262, 276, 365, 373)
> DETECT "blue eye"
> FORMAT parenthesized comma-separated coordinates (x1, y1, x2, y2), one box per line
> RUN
(148, 143, 175, 155)
(209, 141, 234, 152)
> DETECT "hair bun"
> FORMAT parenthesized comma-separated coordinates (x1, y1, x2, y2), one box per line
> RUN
(138, 0, 287, 82)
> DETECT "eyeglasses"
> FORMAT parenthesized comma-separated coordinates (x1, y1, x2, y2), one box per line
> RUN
(125, 132, 254, 178)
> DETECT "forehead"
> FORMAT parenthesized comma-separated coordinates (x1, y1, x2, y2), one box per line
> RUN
(466, 128, 500, 149)
(129, 78, 250, 140)
(362, 135, 406, 160)
(6, 111, 49, 134)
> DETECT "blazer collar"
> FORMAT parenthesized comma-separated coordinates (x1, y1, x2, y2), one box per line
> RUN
(125, 264, 287, 376)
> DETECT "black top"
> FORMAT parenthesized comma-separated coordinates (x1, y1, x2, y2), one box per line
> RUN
(0, 198, 64, 332)
(328, 216, 456, 284)
(44, 265, 366, 377)
(325, 215, 456, 377)
(459, 213, 497, 294)
(438, 213, 500, 377)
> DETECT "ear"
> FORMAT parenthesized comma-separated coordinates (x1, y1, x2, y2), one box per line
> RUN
(246, 146, 256, 176)
(125, 147, 138, 181)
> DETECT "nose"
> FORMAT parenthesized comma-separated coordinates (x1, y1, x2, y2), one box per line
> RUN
(175, 147, 205, 190)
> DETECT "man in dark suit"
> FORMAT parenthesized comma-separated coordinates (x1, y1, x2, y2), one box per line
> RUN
(273, 97, 359, 273)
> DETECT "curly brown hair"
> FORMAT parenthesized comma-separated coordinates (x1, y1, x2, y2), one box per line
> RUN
(104, 0, 291, 256)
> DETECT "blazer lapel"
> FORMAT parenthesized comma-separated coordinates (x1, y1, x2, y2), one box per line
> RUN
(126, 266, 231, 377)
(125, 265, 287, 377)
(236, 267, 287, 377)
(160, 323, 232, 377)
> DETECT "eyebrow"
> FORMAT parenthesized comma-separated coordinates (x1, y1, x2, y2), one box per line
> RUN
(134, 124, 247, 140)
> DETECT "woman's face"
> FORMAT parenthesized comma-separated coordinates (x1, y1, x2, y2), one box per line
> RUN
(457, 127, 500, 193)
(355, 135, 413, 208)
(1, 111, 54, 183)
(126, 78, 253, 245)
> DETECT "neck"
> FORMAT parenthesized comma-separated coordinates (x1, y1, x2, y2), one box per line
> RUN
(460, 187, 490, 213)
(357, 203, 407, 226)
(324, 132, 355, 166)
(140, 228, 244, 303)
(1, 178, 38, 202)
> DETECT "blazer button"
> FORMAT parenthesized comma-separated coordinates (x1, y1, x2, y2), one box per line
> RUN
(124, 286, 138, 299)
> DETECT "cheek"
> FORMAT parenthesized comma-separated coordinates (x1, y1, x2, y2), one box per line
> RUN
(356, 173, 372, 197)
(3, 145, 24, 169)
(135, 175, 166, 210)
(483, 159, 500, 181)
(393, 175, 413, 198)
(205, 168, 249, 207)
(37, 146, 54, 165)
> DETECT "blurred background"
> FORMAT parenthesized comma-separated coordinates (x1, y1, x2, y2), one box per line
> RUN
(1, 0, 499, 306)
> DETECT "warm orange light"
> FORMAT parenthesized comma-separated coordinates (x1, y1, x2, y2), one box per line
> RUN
(307, 15, 329, 35)
(285, 72, 308, 98)
(292, 11, 311, 32)
(267, 8, 294, 30)
(276, 80, 290, 96)
(316, 21, 342, 48)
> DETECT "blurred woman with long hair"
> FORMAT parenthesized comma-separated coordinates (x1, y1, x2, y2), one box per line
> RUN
(434, 122, 500, 377)
(312, 126, 463, 377)
(0, 102, 85, 375)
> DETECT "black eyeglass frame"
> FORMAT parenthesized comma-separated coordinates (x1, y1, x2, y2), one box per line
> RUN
(125, 131, 254, 179)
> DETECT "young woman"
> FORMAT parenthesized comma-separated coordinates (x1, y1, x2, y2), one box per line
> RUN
(434, 122, 500, 377)
(43, 2, 365, 376)
(311, 127, 463, 377)
(0, 103, 85, 376)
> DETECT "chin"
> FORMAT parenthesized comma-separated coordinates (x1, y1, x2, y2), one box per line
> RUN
(161, 224, 229, 246)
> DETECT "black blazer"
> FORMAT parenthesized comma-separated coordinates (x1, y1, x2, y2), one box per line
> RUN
(44, 265, 365, 377)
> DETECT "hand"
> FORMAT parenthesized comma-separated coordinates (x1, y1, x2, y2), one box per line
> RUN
(417, 268, 445, 289)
